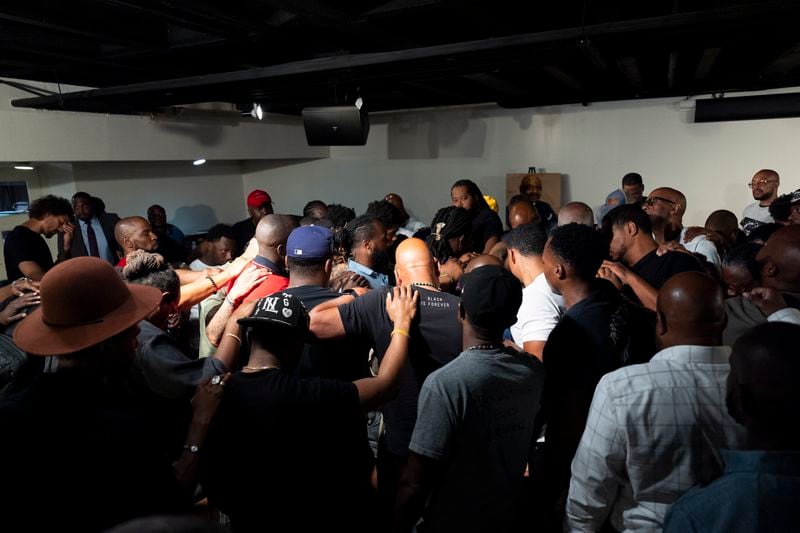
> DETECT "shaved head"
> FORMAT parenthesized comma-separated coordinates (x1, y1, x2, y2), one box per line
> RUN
(558, 202, 595, 227)
(115, 216, 158, 254)
(465, 254, 503, 273)
(394, 238, 437, 286)
(650, 187, 686, 214)
(255, 214, 297, 260)
(656, 271, 725, 347)
(509, 201, 538, 229)
(755, 225, 800, 291)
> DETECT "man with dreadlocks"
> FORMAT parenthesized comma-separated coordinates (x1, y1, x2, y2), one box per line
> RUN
(426, 206, 473, 292)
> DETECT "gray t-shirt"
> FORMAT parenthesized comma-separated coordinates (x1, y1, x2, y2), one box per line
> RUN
(409, 347, 545, 532)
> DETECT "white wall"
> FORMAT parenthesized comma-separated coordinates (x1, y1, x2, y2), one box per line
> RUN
(0, 80, 328, 163)
(242, 95, 800, 227)
(73, 161, 248, 233)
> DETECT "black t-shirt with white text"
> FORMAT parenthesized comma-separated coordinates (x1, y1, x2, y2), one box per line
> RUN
(339, 286, 462, 455)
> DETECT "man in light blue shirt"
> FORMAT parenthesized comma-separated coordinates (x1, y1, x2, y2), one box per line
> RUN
(344, 214, 391, 289)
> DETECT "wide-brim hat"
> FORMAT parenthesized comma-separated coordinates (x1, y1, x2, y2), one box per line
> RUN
(13, 257, 162, 356)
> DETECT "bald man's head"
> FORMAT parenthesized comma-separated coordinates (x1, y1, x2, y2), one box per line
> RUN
(465, 254, 503, 273)
(728, 322, 800, 447)
(115, 216, 158, 255)
(705, 209, 740, 249)
(255, 214, 298, 259)
(558, 202, 595, 227)
(394, 238, 437, 286)
(509, 201, 538, 229)
(656, 271, 725, 348)
(755, 225, 800, 291)
(644, 187, 686, 225)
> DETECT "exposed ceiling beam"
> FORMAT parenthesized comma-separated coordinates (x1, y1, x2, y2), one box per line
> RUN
(668, 51, 679, 89)
(14, 1, 800, 113)
(362, 0, 442, 18)
(462, 73, 529, 97)
(541, 66, 583, 92)
(0, 11, 150, 48)
(695, 47, 722, 80)
(761, 42, 800, 77)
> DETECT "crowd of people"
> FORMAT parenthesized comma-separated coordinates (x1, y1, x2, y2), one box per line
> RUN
(0, 169, 798, 533)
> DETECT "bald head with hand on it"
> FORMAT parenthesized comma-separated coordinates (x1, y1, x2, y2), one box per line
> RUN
(656, 271, 726, 349)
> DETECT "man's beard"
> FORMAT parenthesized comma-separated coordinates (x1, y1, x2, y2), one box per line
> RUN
(372, 249, 391, 274)
(752, 190, 771, 201)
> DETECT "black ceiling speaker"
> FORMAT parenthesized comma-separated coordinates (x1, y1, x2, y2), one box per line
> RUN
(302, 99, 370, 146)
(695, 93, 800, 123)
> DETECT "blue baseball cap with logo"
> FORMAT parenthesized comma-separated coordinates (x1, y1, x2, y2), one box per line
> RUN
(286, 225, 333, 260)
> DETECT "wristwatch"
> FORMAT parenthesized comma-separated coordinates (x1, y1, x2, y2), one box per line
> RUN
(183, 444, 200, 453)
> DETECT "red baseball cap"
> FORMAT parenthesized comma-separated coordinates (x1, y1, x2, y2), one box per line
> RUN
(247, 189, 272, 208)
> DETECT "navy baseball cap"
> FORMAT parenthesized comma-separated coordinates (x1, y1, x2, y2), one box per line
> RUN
(287, 225, 333, 260)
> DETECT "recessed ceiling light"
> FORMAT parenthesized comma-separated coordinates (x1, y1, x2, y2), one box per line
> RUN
(193, 158, 206, 166)
(14, 164, 34, 170)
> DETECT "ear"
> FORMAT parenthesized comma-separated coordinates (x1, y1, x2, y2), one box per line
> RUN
(394, 268, 402, 287)
(508, 248, 518, 266)
(555, 262, 567, 281)
(284, 255, 290, 269)
(762, 261, 778, 279)
(324, 258, 333, 275)
(276, 243, 286, 258)
(626, 221, 638, 237)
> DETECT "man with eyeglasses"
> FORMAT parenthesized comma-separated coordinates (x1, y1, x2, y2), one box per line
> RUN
(643, 187, 721, 270)
(742, 169, 780, 236)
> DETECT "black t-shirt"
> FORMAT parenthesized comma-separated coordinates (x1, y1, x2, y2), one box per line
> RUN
(624, 248, 704, 304)
(231, 217, 255, 256)
(540, 280, 656, 494)
(469, 207, 504, 253)
(3, 225, 53, 280)
(285, 285, 371, 382)
(201, 369, 373, 532)
(339, 286, 462, 455)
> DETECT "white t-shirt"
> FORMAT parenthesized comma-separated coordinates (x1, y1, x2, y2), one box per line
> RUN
(741, 202, 774, 235)
(680, 227, 721, 269)
(510, 272, 565, 346)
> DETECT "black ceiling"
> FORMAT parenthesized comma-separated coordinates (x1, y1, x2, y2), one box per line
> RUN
(4, 0, 800, 115)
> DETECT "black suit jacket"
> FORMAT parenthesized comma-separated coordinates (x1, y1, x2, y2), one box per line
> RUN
(58, 213, 121, 264)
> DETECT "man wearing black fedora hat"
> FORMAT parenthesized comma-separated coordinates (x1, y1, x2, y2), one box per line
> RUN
(0, 257, 226, 532)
